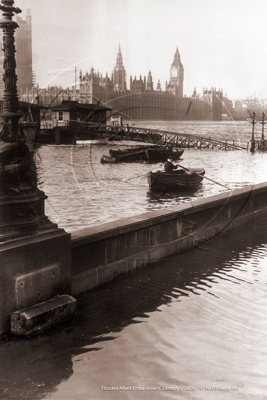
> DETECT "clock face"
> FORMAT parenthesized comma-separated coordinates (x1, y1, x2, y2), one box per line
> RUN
(171, 68, 178, 78)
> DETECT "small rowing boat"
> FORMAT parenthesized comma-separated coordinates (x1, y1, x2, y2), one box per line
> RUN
(148, 168, 205, 191)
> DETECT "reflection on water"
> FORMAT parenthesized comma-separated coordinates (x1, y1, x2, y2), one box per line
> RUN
(1, 120, 265, 399)
(35, 121, 267, 233)
(2, 210, 267, 399)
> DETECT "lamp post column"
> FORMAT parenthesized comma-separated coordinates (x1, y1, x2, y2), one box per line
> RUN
(0, 0, 72, 336)
(250, 111, 256, 153)
(0, 0, 22, 142)
(0, 0, 56, 240)
(259, 112, 266, 151)
(261, 112, 265, 140)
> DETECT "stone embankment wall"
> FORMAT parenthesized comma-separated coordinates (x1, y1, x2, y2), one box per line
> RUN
(71, 182, 267, 295)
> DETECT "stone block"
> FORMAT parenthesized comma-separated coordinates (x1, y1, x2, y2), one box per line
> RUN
(0, 228, 71, 335)
(10, 295, 76, 336)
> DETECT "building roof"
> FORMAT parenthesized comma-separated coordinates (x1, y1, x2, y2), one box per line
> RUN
(19, 101, 48, 110)
(0, 100, 48, 110)
(50, 100, 112, 112)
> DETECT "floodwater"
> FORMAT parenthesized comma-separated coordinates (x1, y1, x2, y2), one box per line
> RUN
(36, 120, 267, 233)
(1, 120, 267, 400)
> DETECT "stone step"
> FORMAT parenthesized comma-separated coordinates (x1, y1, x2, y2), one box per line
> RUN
(10, 295, 76, 336)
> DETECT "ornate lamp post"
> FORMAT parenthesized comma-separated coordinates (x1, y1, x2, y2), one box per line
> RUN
(0, 0, 54, 240)
(250, 111, 256, 153)
(0, 0, 22, 141)
(258, 112, 266, 151)
(0, 0, 72, 336)
(260, 112, 265, 141)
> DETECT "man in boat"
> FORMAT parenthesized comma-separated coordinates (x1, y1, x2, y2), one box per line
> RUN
(164, 157, 178, 173)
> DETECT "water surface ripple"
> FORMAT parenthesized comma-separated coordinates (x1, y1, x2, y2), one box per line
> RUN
(1, 121, 266, 400)
(36, 120, 267, 233)
(0, 216, 262, 399)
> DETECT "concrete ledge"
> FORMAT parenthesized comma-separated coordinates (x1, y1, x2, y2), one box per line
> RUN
(10, 295, 76, 336)
(70, 182, 267, 295)
(71, 184, 263, 248)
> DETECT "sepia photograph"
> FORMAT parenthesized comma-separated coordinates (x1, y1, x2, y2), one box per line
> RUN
(0, 0, 267, 398)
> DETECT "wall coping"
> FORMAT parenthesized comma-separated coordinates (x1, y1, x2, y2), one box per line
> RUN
(71, 182, 267, 248)
(0, 228, 70, 251)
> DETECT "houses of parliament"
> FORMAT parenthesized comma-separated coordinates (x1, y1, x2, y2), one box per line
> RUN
(20, 43, 223, 121)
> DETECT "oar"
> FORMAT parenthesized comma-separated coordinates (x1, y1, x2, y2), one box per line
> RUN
(175, 163, 230, 190)
(124, 173, 149, 182)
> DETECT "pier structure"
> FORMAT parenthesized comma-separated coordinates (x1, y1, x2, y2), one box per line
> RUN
(105, 125, 246, 150)
(0, 0, 74, 336)
(79, 123, 246, 150)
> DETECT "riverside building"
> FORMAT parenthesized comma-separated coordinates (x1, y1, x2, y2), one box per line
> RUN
(20, 45, 223, 121)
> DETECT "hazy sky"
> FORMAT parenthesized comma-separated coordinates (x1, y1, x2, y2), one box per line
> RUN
(13, 0, 267, 99)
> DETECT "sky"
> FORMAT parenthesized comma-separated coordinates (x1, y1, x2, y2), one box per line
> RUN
(12, 0, 267, 100)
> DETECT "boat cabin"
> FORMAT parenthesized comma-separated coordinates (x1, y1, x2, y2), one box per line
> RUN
(50, 100, 112, 128)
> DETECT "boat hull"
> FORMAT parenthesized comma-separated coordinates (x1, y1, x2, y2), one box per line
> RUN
(107, 147, 184, 163)
(76, 139, 107, 145)
(148, 169, 205, 191)
(109, 145, 157, 156)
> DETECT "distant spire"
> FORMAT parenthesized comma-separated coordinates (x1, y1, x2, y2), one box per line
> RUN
(116, 43, 123, 66)
(172, 46, 181, 67)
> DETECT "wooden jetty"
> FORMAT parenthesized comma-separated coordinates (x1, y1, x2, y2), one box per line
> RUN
(87, 124, 247, 151)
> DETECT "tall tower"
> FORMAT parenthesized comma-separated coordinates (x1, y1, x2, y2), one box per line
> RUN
(146, 71, 153, 91)
(167, 46, 184, 97)
(15, 9, 33, 94)
(112, 44, 127, 92)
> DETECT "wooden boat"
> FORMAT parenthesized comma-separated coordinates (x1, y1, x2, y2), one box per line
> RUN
(109, 145, 184, 162)
(100, 151, 149, 163)
(109, 145, 158, 156)
(148, 168, 205, 191)
(101, 146, 184, 164)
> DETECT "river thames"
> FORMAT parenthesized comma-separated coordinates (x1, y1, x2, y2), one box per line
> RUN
(1, 120, 267, 399)
(36, 120, 267, 233)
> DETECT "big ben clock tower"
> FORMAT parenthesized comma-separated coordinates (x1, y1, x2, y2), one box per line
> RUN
(167, 46, 184, 97)
(113, 43, 127, 92)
